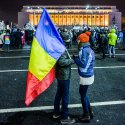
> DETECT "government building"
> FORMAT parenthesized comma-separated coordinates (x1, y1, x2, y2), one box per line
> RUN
(18, 5, 122, 30)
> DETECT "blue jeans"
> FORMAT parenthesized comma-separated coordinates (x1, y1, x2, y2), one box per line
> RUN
(79, 85, 90, 113)
(109, 45, 115, 57)
(54, 80, 70, 119)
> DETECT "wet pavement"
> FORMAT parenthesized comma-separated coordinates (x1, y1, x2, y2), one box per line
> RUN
(0, 45, 125, 125)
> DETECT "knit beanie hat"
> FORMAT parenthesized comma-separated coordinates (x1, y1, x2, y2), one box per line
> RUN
(78, 33, 89, 43)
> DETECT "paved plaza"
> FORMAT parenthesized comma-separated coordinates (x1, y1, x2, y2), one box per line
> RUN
(0, 46, 125, 125)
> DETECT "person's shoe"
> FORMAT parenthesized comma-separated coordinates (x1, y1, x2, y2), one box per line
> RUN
(53, 113, 61, 119)
(89, 107, 94, 119)
(60, 116, 75, 124)
(79, 113, 91, 123)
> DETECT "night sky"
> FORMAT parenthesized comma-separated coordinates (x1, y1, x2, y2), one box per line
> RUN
(0, 0, 125, 23)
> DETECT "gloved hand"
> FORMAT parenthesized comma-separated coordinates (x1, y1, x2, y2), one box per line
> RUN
(72, 54, 78, 60)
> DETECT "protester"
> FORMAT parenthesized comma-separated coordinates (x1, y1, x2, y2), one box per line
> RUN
(53, 50, 75, 124)
(3, 30, 10, 51)
(117, 31, 123, 44)
(15, 28, 23, 48)
(0, 32, 4, 48)
(108, 28, 117, 58)
(60, 28, 70, 49)
(73, 31, 95, 123)
(100, 31, 108, 59)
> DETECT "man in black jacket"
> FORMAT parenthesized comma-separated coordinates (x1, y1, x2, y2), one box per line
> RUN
(60, 29, 70, 49)
(53, 50, 75, 124)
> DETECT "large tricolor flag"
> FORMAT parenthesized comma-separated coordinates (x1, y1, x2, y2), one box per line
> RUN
(25, 8, 66, 106)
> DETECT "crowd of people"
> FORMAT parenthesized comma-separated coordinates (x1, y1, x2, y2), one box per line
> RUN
(0, 21, 35, 50)
(0, 21, 125, 124)
(0, 21, 125, 58)
(53, 26, 125, 124)
(58, 26, 125, 58)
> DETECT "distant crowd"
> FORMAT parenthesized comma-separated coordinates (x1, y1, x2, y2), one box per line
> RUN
(0, 22, 35, 50)
(58, 26, 125, 58)
(0, 21, 125, 58)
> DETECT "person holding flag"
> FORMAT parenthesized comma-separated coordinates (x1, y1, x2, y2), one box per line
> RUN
(53, 50, 75, 124)
(25, 8, 66, 106)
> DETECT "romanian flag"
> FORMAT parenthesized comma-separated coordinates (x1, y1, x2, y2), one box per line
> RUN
(25, 8, 66, 106)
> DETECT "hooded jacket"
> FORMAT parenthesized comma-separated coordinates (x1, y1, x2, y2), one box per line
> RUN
(74, 43, 95, 77)
(108, 29, 117, 46)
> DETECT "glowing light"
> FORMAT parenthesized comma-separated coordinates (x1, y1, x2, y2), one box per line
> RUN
(86, 5, 90, 10)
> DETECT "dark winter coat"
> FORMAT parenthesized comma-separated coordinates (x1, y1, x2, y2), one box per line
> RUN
(55, 51, 74, 80)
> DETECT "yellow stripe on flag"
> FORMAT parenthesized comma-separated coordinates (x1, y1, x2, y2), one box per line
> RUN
(29, 37, 56, 80)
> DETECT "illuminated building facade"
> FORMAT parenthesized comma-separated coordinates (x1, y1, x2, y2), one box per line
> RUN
(18, 5, 122, 30)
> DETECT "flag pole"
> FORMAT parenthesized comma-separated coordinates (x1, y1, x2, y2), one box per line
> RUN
(65, 48, 71, 59)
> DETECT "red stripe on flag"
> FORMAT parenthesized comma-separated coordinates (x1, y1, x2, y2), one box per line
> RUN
(25, 67, 55, 106)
